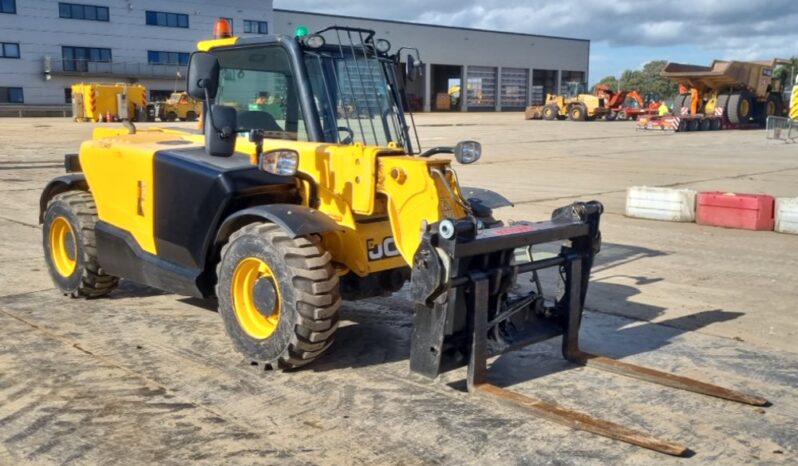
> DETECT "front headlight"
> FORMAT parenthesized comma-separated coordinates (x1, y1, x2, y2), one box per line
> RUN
(454, 140, 481, 164)
(260, 149, 298, 176)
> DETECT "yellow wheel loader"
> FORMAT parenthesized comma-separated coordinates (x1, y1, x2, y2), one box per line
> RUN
(40, 20, 767, 456)
(526, 82, 609, 121)
(157, 91, 202, 122)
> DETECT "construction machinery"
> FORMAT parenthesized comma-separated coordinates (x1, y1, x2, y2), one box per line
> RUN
(595, 85, 660, 121)
(525, 82, 609, 121)
(156, 91, 202, 121)
(639, 59, 789, 132)
(41, 19, 768, 456)
(71, 82, 148, 122)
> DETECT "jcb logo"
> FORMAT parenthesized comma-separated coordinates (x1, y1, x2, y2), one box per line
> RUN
(367, 237, 400, 261)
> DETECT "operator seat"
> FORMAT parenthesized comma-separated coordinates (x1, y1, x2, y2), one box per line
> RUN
(238, 110, 283, 133)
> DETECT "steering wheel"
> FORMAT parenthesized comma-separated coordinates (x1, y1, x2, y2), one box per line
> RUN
(337, 126, 354, 144)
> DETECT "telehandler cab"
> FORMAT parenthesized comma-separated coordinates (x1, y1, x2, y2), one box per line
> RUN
(40, 20, 767, 455)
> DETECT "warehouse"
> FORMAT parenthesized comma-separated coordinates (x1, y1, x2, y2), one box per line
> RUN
(274, 9, 590, 112)
(0, 0, 588, 112)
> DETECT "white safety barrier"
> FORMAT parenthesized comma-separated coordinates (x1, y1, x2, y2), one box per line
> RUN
(625, 186, 697, 222)
(775, 197, 798, 234)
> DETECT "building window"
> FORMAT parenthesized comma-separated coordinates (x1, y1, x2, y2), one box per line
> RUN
(243, 20, 268, 34)
(0, 87, 23, 103)
(65, 88, 73, 104)
(147, 51, 189, 66)
(146, 10, 188, 28)
(62, 46, 112, 72)
(0, 0, 16, 14)
(1, 42, 20, 58)
(59, 3, 109, 21)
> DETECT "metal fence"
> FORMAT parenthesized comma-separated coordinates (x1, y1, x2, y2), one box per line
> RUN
(766, 116, 796, 143)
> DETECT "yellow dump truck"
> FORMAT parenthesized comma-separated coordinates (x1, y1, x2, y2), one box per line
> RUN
(661, 59, 790, 125)
(156, 92, 203, 121)
(71, 83, 148, 122)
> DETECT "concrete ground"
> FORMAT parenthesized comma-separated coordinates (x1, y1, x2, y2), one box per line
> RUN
(0, 114, 796, 465)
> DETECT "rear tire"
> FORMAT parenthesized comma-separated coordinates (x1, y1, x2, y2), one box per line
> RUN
(687, 119, 699, 131)
(711, 118, 722, 131)
(699, 118, 712, 131)
(216, 222, 341, 369)
(42, 191, 119, 298)
(765, 93, 783, 118)
(568, 104, 586, 121)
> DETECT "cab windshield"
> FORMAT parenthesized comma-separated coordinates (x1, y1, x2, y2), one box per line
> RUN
(302, 30, 413, 151)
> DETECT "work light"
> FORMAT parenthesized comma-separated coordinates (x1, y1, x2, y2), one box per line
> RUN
(304, 34, 326, 49)
(375, 39, 391, 53)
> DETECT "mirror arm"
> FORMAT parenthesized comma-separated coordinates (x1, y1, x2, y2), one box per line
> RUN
(419, 146, 454, 158)
(249, 129, 265, 159)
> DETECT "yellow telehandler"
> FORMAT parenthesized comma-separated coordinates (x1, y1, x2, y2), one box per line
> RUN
(40, 19, 766, 456)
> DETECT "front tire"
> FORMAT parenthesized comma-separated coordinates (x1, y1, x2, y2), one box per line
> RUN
(542, 104, 558, 121)
(217, 223, 341, 369)
(42, 191, 118, 298)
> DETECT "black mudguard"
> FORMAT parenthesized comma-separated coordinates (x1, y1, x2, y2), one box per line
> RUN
(214, 204, 343, 246)
(39, 174, 88, 223)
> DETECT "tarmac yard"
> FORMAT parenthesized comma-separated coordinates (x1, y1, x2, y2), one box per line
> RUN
(1, 114, 797, 465)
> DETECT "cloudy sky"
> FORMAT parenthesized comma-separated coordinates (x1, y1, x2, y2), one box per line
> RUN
(274, 0, 797, 84)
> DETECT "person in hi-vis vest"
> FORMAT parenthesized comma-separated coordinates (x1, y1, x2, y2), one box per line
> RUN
(791, 75, 798, 120)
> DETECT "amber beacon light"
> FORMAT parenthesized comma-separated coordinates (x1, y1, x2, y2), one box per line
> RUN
(213, 18, 233, 38)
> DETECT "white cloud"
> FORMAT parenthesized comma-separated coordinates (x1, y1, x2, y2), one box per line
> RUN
(275, 0, 798, 59)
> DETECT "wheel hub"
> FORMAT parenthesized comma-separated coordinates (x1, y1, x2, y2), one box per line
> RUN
(252, 277, 278, 318)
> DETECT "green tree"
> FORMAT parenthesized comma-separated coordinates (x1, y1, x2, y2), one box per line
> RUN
(774, 56, 798, 88)
(640, 60, 679, 99)
(591, 75, 619, 93)
(618, 69, 645, 93)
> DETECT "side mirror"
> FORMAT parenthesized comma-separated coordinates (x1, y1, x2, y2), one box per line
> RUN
(454, 141, 481, 165)
(405, 54, 423, 82)
(187, 52, 220, 101)
(205, 104, 237, 157)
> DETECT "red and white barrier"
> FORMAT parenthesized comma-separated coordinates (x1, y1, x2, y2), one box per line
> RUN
(626, 187, 795, 234)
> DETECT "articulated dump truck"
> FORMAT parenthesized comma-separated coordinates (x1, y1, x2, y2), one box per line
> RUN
(40, 19, 769, 456)
(639, 58, 789, 131)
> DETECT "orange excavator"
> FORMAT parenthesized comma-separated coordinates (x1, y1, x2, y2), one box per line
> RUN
(594, 84, 660, 120)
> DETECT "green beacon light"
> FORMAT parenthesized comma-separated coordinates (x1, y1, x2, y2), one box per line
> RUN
(295, 25, 309, 37)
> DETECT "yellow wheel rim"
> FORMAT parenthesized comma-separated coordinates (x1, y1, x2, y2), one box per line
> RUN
(767, 101, 776, 115)
(231, 257, 281, 339)
(740, 99, 750, 117)
(49, 216, 77, 277)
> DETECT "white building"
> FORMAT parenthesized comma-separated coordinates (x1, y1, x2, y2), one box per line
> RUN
(274, 9, 589, 112)
(0, 0, 273, 106)
(0, 0, 589, 112)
